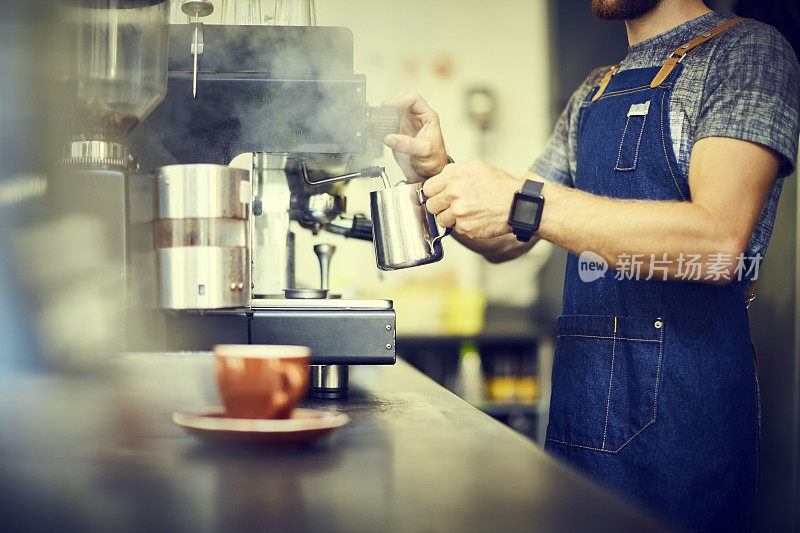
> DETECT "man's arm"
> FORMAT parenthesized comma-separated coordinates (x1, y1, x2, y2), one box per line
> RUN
(424, 137, 780, 283)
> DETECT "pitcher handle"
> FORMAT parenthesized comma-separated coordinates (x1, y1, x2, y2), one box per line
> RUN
(417, 186, 453, 248)
(431, 226, 453, 247)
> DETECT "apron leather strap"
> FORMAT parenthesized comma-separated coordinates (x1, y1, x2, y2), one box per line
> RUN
(745, 280, 757, 308)
(650, 17, 747, 88)
(592, 64, 622, 102)
(592, 17, 747, 101)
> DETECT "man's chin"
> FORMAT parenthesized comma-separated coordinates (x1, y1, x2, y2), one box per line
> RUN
(591, 0, 662, 20)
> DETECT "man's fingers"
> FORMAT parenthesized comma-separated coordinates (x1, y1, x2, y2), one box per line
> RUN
(383, 134, 432, 156)
(382, 91, 437, 121)
(422, 173, 447, 197)
(381, 91, 415, 108)
(424, 192, 450, 215)
(382, 91, 428, 111)
(435, 209, 456, 229)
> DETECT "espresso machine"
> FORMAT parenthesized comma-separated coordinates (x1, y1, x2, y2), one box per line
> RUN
(123, 1, 399, 398)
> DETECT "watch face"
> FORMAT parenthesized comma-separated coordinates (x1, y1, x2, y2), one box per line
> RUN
(511, 197, 540, 225)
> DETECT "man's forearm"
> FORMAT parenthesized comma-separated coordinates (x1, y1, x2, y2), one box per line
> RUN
(452, 232, 537, 263)
(537, 182, 748, 282)
(420, 137, 776, 281)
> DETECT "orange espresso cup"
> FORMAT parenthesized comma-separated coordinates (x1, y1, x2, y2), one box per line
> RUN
(214, 345, 311, 419)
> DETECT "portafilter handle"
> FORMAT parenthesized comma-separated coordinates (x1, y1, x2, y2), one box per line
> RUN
(313, 244, 336, 291)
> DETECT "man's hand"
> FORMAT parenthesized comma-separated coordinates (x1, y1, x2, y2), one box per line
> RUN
(382, 91, 449, 182)
(422, 161, 525, 240)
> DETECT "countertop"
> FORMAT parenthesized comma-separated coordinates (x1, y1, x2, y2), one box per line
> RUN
(0, 357, 667, 533)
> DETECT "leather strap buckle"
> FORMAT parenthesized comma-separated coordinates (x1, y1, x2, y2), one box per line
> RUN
(746, 292, 757, 309)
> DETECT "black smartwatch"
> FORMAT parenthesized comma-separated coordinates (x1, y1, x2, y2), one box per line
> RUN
(508, 179, 545, 242)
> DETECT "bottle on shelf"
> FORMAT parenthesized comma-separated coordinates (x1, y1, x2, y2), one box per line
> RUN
(487, 353, 516, 403)
(453, 341, 486, 403)
(516, 353, 539, 403)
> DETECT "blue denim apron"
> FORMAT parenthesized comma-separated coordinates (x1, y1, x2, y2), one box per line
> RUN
(543, 59, 760, 530)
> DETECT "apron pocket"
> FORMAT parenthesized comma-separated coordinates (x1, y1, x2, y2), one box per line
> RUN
(546, 314, 664, 453)
(614, 101, 650, 172)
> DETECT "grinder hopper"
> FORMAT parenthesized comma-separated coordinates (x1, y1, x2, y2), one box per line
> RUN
(63, 0, 169, 168)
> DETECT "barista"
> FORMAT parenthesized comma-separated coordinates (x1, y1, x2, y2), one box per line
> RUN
(383, 0, 800, 530)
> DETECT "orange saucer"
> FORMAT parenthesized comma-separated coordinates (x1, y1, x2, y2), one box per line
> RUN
(173, 408, 349, 446)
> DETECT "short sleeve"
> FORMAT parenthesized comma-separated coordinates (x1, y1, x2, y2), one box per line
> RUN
(530, 67, 607, 187)
(695, 23, 800, 178)
(530, 97, 576, 186)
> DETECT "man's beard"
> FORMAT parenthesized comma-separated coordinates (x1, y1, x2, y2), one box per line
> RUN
(591, 0, 662, 20)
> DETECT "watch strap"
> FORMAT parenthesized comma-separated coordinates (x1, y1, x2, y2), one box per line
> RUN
(521, 179, 543, 197)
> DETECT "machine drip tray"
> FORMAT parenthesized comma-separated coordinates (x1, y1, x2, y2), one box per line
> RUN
(164, 299, 396, 366)
(250, 305, 396, 366)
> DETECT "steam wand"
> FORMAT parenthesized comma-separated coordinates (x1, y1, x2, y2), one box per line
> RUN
(301, 162, 389, 188)
(181, 1, 213, 98)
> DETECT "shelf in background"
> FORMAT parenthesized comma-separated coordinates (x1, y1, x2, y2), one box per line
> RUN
(469, 400, 541, 416)
(395, 307, 556, 443)
(397, 334, 541, 345)
(396, 305, 555, 343)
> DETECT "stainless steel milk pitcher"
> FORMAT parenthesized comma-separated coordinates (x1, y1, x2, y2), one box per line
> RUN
(370, 181, 452, 271)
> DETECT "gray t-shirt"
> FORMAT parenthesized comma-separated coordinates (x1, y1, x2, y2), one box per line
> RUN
(531, 12, 800, 258)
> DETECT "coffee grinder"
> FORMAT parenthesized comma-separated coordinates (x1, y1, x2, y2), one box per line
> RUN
(53, 0, 170, 352)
